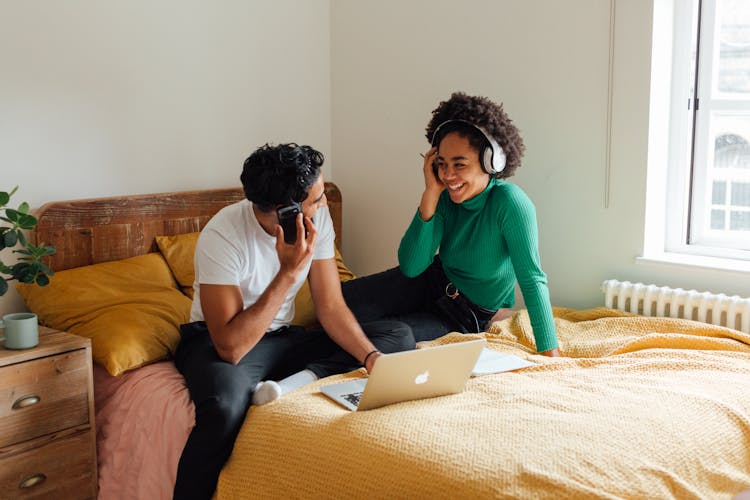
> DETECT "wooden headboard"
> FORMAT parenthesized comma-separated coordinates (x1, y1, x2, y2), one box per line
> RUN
(32, 183, 342, 272)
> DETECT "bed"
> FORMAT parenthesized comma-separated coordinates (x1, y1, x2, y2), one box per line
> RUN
(18, 184, 750, 499)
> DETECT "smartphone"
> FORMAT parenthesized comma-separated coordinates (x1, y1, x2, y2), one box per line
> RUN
(276, 203, 304, 244)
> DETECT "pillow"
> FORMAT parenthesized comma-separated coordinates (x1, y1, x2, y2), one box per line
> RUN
(155, 232, 198, 298)
(155, 232, 355, 327)
(292, 250, 356, 327)
(17, 253, 191, 376)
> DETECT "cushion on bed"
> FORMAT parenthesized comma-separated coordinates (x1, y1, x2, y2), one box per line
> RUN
(155, 232, 199, 298)
(292, 247, 356, 327)
(17, 253, 191, 376)
(155, 231, 355, 327)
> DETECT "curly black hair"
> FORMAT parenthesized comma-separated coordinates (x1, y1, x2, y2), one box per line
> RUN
(240, 143, 324, 212)
(425, 92, 525, 178)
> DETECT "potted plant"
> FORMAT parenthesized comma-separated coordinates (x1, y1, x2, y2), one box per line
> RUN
(0, 186, 56, 296)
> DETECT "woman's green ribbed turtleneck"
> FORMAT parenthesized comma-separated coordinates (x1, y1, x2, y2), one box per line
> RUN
(397, 179, 558, 352)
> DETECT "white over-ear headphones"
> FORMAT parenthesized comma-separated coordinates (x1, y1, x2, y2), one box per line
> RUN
(431, 119, 507, 174)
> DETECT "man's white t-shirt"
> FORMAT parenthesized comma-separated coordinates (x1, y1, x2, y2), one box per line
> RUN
(189, 199, 335, 330)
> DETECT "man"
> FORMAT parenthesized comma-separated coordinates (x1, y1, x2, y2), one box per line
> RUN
(173, 143, 415, 499)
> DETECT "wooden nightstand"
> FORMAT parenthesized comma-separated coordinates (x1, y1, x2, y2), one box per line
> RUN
(0, 327, 97, 499)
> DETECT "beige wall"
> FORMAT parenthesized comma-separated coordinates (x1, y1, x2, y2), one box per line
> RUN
(0, 0, 331, 315)
(331, 0, 750, 308)
(2, 0, 748, 316)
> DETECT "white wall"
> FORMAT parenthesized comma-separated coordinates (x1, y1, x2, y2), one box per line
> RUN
(3, 0, 747, 317)
(331, 0, 750, 309)
(0, 0, 331, 315)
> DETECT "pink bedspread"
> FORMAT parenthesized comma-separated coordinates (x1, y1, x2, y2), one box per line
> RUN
(94, 361, 195, 500)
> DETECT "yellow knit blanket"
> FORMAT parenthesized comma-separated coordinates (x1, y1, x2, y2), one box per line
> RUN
(216, 307, 750, 499)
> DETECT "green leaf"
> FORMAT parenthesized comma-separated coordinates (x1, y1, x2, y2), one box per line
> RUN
(4, 209, 20, 223)
(11, 263, 30, 281)
(0, 277, 7, 296)
(14, 264, 35, 283)
(0, 192, 9, 206)
(17, 202, 29, 214)
(17, 231, 26, 247)
(3, 231, 17, 248)
(17, 214, 37, 230)
(44, 244, 56, 256)
(0, 260, 12, 274)
(34, 245, 48, 259)
(25, 243, 41, 258)
(39, 262, 54, 276)
(35, 274, 50, 286)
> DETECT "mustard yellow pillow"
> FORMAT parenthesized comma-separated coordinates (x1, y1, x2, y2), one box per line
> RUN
(17, 253, 191, 376)
(155, 232, 198, 298)
(154, 231, 355, 327)
(292, 251, 355, 328)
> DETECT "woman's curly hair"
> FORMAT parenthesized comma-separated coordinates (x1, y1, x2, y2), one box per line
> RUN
(425, 92, 525, 179)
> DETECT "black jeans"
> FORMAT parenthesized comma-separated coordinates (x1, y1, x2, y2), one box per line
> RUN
(342, 257, 496, 342)
(172, 320, 414, 500)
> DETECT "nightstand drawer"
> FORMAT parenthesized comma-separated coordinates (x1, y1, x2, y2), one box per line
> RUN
(0, 349, 89, 447)
(0, 428, 96, 499)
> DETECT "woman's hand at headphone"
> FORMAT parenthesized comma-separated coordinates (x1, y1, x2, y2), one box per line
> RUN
(418, 146, 444, 221)
(422, 147, 444, 194)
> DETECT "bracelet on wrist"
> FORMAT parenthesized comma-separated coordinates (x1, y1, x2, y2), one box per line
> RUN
(362, 349, 380, 367)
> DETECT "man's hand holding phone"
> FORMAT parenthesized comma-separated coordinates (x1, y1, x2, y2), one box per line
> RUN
(277, 204, 305, 245)
(275, 208, 317, 280)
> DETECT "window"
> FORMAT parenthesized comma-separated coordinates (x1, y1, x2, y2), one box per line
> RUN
(649, 0, 750, 265)
(711, 134, 750, 233)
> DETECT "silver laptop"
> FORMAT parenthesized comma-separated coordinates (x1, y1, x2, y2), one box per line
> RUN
(320, 339, 486, 411)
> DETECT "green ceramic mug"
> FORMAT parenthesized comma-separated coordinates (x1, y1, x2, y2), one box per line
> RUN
(0, 312, 39, 350)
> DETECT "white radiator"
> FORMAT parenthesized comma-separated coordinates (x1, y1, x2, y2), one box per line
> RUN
(601, 279, 750, 334)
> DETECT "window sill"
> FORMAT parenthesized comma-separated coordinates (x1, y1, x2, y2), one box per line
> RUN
(637, 252, 750, 274)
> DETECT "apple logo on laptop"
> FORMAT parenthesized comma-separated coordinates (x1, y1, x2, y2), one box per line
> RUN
(414, 370, 429, 385)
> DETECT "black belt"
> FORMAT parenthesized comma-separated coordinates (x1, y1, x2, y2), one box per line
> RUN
(430, 257, 496, 333)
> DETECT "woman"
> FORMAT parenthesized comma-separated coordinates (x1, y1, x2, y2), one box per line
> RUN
(343, 92, 560, 356)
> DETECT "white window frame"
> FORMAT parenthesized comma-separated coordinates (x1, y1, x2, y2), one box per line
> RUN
(643, 0, 750, 272)
(690, 0, 750, 252)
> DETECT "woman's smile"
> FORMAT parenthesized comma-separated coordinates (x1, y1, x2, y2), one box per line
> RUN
(436, 132, 491, 203)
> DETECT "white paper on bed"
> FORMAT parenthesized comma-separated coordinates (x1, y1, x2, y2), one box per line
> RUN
(471, 348, 535, 376)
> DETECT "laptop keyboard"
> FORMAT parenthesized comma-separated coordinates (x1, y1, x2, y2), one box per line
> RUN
(342, 391, 363, 407)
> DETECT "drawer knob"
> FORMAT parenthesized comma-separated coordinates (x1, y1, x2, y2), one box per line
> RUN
(19, 473, 47, 489)
(12, 394, 41, 410)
